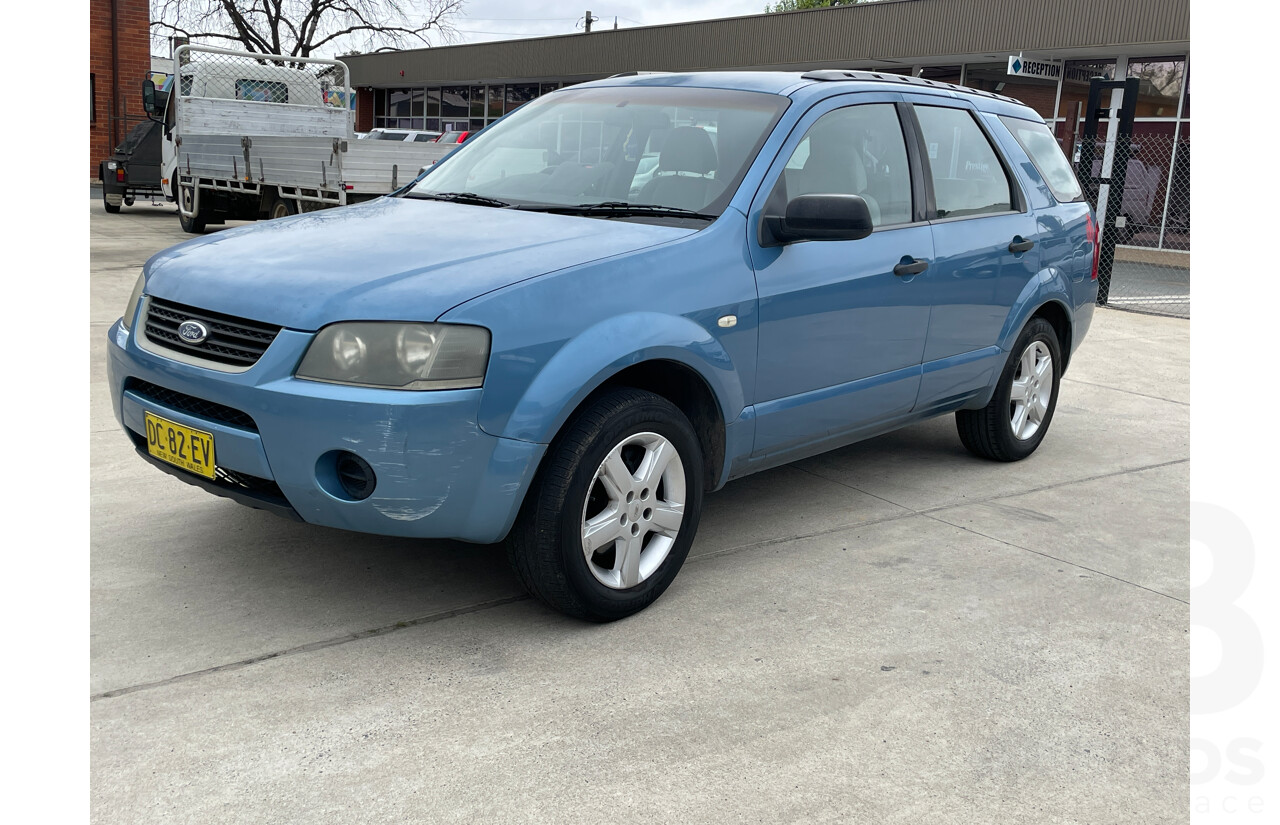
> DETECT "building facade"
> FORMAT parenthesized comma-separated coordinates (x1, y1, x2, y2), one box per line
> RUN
(90, 0, 153, 179)
(345, 0, 1189, 253)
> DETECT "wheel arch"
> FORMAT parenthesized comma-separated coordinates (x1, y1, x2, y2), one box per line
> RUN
(1029, 298, 1073, 371)
(491, 312, 742, 492)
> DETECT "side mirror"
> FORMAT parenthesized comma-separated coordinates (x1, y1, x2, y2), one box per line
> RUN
(142, 79, 160, 119)
(762, 194, 875, 246)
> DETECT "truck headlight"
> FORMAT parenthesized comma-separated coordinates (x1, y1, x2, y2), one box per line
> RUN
(121, 274, 145, 332)
(296, 322, 490, 390)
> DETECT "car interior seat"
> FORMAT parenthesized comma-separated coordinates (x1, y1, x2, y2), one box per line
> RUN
(784, 132, 881, 225)
(636, 126, 725, 212)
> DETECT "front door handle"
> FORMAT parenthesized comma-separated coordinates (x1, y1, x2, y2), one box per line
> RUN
(1008, 236, 1035, 253)
(893, 258, 929, 277)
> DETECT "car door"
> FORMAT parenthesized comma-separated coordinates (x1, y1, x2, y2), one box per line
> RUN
(906, 100, 1042, 409)
(747, 95, 934, 460)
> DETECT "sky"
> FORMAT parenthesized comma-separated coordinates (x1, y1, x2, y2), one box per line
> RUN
(444, 1, 770, 45)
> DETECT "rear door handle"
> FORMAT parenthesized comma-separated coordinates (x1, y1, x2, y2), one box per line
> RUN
(1008, 236, 1035, 253)
(893, 258, 929, 276)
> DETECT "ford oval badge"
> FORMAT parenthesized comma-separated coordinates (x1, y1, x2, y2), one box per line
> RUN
(178, 320, 209, 344)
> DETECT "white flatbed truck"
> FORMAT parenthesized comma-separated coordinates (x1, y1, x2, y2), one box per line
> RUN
(142, 45, 453, 233)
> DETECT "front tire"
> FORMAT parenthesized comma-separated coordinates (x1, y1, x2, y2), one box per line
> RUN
(956, 317, 1062, 461)
(177, 183, 207, 234)
(507, 388, 705, 622)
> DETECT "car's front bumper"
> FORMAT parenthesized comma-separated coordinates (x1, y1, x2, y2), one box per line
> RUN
(107, 320, 544, 544)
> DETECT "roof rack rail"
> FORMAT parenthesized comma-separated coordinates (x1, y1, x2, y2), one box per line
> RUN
(799, 69, 1019, 104)
(607, 71, 671, 78)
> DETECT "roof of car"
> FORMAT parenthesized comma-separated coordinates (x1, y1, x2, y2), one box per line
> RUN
(576, 69, 1024, 108)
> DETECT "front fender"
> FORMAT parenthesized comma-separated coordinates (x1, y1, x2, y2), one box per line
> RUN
(494, 312, 743, 445)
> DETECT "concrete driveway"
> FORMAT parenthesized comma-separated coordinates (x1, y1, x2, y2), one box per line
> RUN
(90, 197, 1189, 824)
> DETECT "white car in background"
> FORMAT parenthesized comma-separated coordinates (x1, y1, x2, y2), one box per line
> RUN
(361, 128, 443, 143)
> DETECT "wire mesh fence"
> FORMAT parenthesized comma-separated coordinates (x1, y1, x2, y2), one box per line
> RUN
(1080, 132, 1190, 318)
(174, 45, 352, 111)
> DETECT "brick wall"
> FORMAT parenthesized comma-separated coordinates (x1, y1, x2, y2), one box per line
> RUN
(90, 0, 152, 179)
(356, 88, 374, 133)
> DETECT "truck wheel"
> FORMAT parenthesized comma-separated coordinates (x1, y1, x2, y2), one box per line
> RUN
(102, 185, 121, 214)
(956, 317, 1062, 462)
(124, 195, 135, 207)
(269, 196, 298, 220)
(507, 388, 704, 622)
(177, 184, 207, 234)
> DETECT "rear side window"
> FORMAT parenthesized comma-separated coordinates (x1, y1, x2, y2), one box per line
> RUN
(914, 105, 1013, 218)
(999, 116, 1084, 203)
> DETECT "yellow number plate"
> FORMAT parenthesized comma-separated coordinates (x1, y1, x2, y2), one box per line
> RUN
(144, 412, 216, 479)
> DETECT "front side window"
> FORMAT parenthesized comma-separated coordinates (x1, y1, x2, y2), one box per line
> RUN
(999, 116, 1084, 203)
(777, 103, 913, 228)
(408, 85, 789, 220)
(915, 106, 1013, 218)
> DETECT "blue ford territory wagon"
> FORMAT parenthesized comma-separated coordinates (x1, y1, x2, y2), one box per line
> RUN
(109, 70, 1099, 621)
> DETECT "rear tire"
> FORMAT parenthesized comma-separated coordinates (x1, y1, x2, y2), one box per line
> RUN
(507, 388, 704, 622)
(269, 195, 298, 220)
(956, 317, 1062, 462)
(102, 185, 121, 214)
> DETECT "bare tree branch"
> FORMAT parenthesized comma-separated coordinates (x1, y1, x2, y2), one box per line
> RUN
(150, 0, 463, 57)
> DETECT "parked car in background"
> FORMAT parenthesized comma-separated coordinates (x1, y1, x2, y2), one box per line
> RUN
(435, 130, 472, 144)
(99, 119, 167, 213)
(363, 128, 443, 143)
(109, 70, 1098, 622)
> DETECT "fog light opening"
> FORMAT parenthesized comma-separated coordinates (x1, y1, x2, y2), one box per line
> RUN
(316, 450, 377, 502)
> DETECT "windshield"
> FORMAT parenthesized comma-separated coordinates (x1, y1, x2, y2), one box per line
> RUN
(406, 85, 788, 218)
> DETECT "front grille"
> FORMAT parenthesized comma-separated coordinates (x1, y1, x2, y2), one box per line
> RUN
(124, 378, 258, 431)
(144, 297, 281, 368)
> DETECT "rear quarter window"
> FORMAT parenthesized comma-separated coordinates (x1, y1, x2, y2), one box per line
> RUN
(999, 116, 1083, 203)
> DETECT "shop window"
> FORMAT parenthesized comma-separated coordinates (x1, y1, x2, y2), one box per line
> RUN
(1058, 59, 1116, 124)
(388, 89, 411, 118)
(426, 88, 441, 117)
(487, 85, 505, 119)
(962, 62, 1057, 118)
(441, 87, 468, 118)
(1127, 57, 1186, 118)
(507, 84, 538, 114)
(410, 89, 424, 118)
(920, 65, 962, 85)
(470, 86, 486, 118)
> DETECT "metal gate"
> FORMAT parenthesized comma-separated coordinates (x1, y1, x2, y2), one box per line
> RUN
(1076, 77, 1190, 318)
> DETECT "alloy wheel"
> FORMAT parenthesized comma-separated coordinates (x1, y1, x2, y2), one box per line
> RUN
(580, 431, 686, 590)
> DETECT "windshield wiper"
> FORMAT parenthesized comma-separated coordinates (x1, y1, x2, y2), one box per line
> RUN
(517, 201, 716, 221)
(403, 191, 512, 208)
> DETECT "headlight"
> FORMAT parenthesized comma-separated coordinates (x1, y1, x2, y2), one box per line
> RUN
(296, 322, 490, 390)
(121, 273, 145, 331)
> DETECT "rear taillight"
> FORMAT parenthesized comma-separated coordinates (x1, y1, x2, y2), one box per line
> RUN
(116, 167, 125, 182)
(1085, 212, 1100, 281)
